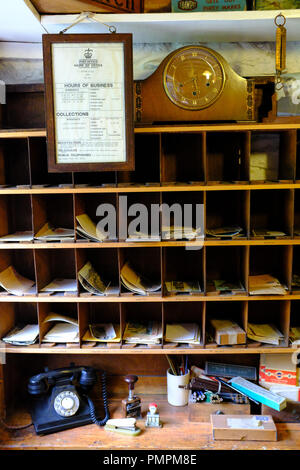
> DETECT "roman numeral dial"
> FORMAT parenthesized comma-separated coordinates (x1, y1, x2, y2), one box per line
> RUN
(163, 46, 225, 110)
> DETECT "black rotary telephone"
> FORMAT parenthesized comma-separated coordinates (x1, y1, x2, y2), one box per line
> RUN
(27, 365, 109, 435)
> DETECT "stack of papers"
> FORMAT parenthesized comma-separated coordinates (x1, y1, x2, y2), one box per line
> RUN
(292, 274, 300, 290)
(165, 280, 201, 294)
(42, 313, 79, 343)
(0, 265, 35, 296)
(34, 222, 74, 241)
(165, 323, 201, 345)
(123, 321, 162, 345)
(206, 226, 243, 238)
(249, 274, 287, 295)
(247, 323, 284, 345)
(289, 326, 300, 346)
(161, 225, 202, 240)
(2, 325, 39, 346)
(121, 262, 161, 295)
(213, 280, 245, 294)
(82, 323, 121, 343)
(76, 214, 111, 242)
(126, 231, 161, 242)
(40, 278, 77, 295)
(0, 231, 33, 242)
(78, 261, 111, 296)
(252, 229, 286, 237)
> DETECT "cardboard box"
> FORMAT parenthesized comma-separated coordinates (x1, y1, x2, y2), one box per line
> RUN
(210, 319, 246, 346)
(211, 414, 277, 441)
(259, 354, 298, 387)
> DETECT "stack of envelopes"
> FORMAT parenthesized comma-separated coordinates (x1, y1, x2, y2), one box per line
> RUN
(164, 323, 201, 345)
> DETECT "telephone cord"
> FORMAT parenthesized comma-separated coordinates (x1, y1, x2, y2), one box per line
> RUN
(0, 415, 32, 431)
(86, 371, 110, 426)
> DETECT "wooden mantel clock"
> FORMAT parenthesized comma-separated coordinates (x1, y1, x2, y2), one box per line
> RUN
(134, 45, 255, 123)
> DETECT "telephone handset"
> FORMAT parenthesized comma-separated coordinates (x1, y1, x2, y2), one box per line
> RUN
(28, 365, 109, 435)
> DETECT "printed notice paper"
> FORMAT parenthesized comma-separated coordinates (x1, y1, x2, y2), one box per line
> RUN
(51, 42, 126, 164)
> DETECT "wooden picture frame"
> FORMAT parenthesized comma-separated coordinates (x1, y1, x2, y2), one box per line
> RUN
(42, 33, 134, 172)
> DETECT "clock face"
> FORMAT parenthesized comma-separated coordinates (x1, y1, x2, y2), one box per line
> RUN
(163, 46, 225, 110)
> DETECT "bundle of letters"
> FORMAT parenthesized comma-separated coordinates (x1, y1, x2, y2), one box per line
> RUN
(123, 321, 162, 345)
(121, 261, 161, 295)
(164, 323, 201, 345)
(76, 214, 111, 242)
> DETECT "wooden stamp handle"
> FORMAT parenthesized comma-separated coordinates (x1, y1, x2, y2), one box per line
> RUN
(124, 375, 138, 391)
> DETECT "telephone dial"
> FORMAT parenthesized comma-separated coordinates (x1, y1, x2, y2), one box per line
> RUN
(27, 365, 109, 435)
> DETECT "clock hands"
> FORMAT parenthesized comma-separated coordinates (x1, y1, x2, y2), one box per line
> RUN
(175, 76, 200, 96)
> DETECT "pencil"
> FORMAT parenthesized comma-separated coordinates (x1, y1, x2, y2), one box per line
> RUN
(166, 355, 177, 376)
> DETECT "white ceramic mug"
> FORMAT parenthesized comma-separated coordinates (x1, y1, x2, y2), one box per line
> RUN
(167, 368, 190, 406)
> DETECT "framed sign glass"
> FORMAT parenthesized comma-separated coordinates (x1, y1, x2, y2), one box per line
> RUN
(42, 34, 134, 172)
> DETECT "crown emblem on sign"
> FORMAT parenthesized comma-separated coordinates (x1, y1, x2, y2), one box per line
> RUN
(84, 48, 93, 59)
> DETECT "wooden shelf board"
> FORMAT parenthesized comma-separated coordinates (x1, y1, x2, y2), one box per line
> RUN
(135, 122, 300, 132)
(2, 345, 298, 354)
(0, 183, 298, 195)
(2, 122, 300, 140)
(41, 10, 300, 44)
(0, 294, 297, 302)
(0, 129, 46, 138)
(1, 239, 300, 249)
(1, 396, 300, 450)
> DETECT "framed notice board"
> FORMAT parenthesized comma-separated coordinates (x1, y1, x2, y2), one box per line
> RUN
(42, 33, 134, 172)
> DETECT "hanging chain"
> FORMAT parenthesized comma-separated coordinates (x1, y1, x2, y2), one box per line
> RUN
(59, 11, 117, 35)
(274, 13, 287, 91)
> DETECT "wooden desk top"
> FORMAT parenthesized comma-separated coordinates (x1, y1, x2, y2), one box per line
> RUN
(1, 396, 300, 450)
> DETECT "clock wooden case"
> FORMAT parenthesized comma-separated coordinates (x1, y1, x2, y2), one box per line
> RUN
(134, 45, 255, 123)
